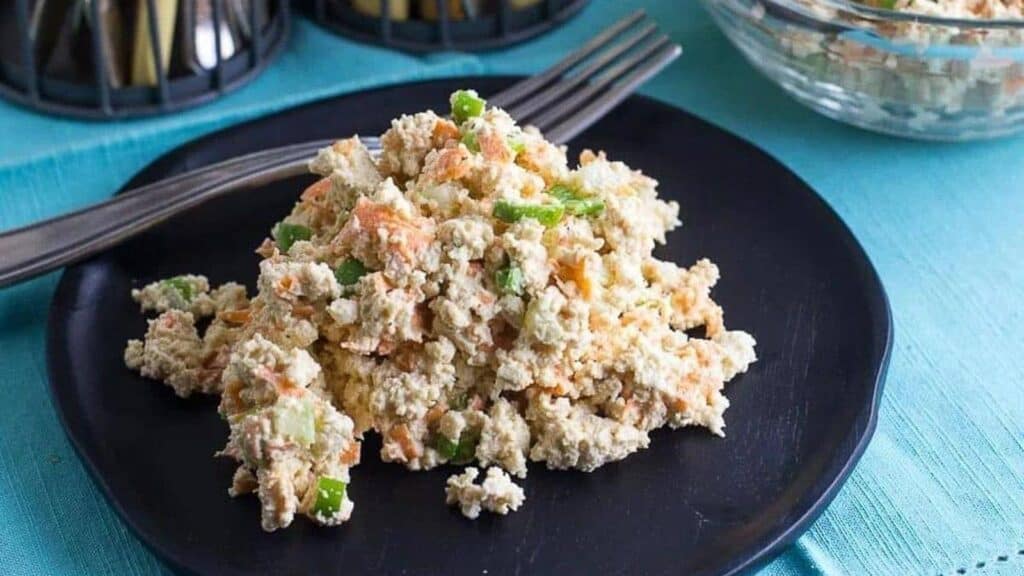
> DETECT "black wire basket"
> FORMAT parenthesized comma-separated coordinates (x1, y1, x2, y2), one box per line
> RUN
(0, 0, 289, 119)
(300, 0, 589, 52)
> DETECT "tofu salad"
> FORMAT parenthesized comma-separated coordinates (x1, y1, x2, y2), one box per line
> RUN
(124, 90, 757, 531)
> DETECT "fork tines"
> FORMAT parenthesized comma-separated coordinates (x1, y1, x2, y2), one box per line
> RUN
(488, 10, 682, 145)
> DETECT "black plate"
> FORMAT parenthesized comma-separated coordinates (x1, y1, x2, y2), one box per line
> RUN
(47, 77, 892, 576)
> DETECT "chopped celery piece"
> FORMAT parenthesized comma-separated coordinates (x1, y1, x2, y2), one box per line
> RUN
(450, 89, 486, 124)
(161, 276, 194, 304)
(335, 258, 368, 286)
(547, 184, 605, 217)
(272, 397, 315, 447)
(461, 131, 480, 153)
(508, 137, 526, 156)
(312, 476, 347, 517)
(493, 200, 564, 227)
(272, 222, 312, 253)
(433, 435, 459, 460)
(495, 264, 524, 295)
(452, 429, 479, 465)
(433, 428, 479, 464)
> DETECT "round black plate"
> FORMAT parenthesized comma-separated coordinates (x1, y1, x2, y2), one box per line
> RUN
(47, 77, 892, 576)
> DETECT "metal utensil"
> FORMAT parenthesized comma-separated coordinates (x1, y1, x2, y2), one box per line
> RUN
(0, 10, 680, 288)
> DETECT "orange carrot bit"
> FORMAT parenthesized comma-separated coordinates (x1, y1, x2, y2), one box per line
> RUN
(432, 118, 460, 147)
(339, 442, 362, 466)
(301, 178, 332, 202)
(478, 130, 513, 164)
(387, 424, 421, 461)
(218, 308, 252, 325)
(291, 304, 315, 319)
(425, 146, 471, 183)
(425, 404, 447, 424)
(347, 198, 433, 259)
(569, 260, 593, 301)
(668, 396, 688, 414)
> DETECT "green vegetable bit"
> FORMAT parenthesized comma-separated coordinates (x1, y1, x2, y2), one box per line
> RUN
(433, 429, 479, 465)
(493, 200, 564, 227)
(452, 429, 479, 465)
(272, 397, 315, 447)
(508, 137, 526, 156)
(461, 131, 480, 153)
(272, 222, 312, 253)
(433, 434, 459, 460)
(161, 276, 195, 304)
(312, 476, 347, 517)
(546, 184, 605, 217)
(335, 258, 368, 286)
(450, 89, 486, 124)
(495, 264, 524, 295)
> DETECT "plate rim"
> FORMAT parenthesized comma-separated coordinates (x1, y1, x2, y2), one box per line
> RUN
(46, 75, 893, 576)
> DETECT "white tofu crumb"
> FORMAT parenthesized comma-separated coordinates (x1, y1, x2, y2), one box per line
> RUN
(445, 467, 525, 519)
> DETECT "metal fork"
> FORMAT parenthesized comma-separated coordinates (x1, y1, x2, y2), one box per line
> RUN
(0, 10, 681, 288)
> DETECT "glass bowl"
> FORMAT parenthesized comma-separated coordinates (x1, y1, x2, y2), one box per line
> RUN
(700, 0, 1024, 140)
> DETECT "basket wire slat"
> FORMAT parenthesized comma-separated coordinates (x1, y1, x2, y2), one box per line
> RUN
(144, 0, 171, 107)
(212, 0, 226, 91)
(304, 0, 590, 52)
(250, 0, 263, 67)
(1, 0, 289, 119)
(497, 0, 508, 37)
(88, 0, 113, 114)
(14, 0, 39, 102)
(381, 0, 393, 41)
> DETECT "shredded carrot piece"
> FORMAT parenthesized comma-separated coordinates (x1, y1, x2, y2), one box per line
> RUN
(339, 442, 361, 466)
(301, 178, 332, 202)
(218, 308, 251, 325)
(292, 304, 315, 319)
(388, 424, 421, 461)
(432, 119, 460, 147)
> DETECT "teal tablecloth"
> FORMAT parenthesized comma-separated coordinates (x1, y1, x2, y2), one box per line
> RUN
(2, 2, 1023, 575)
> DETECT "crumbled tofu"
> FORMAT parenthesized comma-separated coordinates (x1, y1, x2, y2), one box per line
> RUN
(124, 309, 206, 398)
(218, 335, 360, 531)
(445, 467, 525, 519)
(131, 274, 215, 317)
(125, 90, 756, 532)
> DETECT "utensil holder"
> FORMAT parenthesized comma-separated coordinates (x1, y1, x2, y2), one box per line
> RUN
(300, 0, 589, 52)
(0, 0, 290, 119)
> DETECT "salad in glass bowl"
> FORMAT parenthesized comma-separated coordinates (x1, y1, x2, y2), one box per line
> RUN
(701, 0, 1024, 140)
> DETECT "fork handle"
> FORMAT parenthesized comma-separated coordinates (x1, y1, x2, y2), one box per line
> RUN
(0, 140, 335, 288)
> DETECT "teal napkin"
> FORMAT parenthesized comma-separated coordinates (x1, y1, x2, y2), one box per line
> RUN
(1, 2, 1022, 575)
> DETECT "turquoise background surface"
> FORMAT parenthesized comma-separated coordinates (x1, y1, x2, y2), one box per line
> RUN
(1, 1, 1022, 575)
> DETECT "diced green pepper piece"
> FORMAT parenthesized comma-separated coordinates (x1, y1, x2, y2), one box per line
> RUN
(493, 200, 564, 227)
(161, 276, 195, 304)
(272, 222, 312, 253)
(547, 184, 605, 217)
(272, 397, 315, 447)
(452, 429, 479, 465)
(450, 89, 486, 124)
(433, 434, 459, 460)
(312, 476, 347, 517)
(433, 428, 479, 464)
(461, 131, 480, 153)
(335, 258, 368, 286)
(495, 264, 524, 295)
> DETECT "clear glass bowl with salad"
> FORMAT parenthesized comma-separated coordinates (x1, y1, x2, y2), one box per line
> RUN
(700, 0, 1024, 140)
